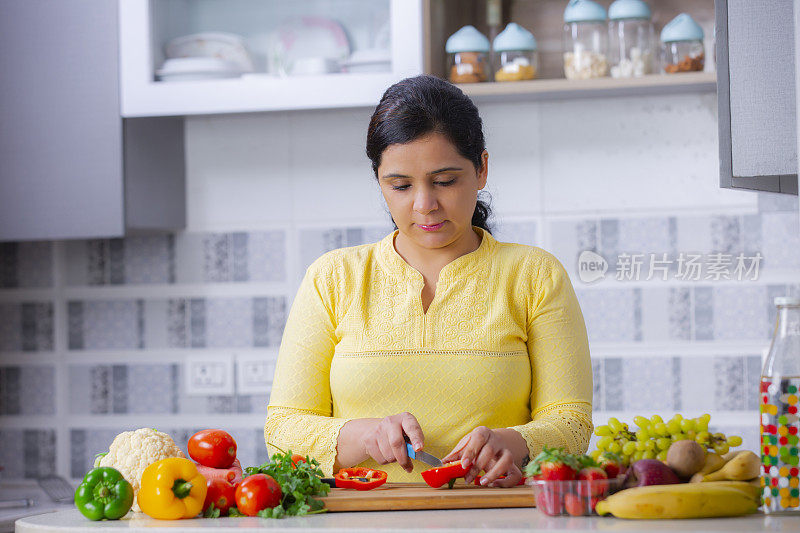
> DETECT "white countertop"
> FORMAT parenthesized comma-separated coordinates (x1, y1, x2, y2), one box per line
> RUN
(14, 508, 800, 533)
(0, 483, 72, 533)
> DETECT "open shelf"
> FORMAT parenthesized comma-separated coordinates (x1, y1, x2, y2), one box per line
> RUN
(458, 72, 717, 102)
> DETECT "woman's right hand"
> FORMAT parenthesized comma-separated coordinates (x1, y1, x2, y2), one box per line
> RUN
(360, 412, 425, 473)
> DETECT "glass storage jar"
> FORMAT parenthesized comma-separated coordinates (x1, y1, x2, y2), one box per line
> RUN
(660, 13, 705, 74)
(563, 0, 609, 80)
(608, 0, 654, 78)
(493, 23, 538, 81)
(446, 25, 491, 83)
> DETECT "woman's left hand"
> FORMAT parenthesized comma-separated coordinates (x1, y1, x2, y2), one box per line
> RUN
(441, 426, 526, 487)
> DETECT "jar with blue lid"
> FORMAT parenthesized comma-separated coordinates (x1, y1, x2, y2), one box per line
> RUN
(608, 0, 654, 78)
(660, 13, 705, 73)
(493, 23, 538, 81)
(446, 25, 491, 83)
(563, 0, 609, 79)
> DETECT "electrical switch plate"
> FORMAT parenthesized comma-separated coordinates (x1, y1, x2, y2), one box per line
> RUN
(185, 354, 234, 396)
(236, 352, 276, 395)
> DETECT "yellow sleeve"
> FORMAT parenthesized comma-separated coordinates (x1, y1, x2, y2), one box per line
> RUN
(508, 253, 594, 459)
(264, 256, 351, 476)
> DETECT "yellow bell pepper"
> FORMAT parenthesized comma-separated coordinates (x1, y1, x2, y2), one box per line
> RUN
(137, 457, 207, 520)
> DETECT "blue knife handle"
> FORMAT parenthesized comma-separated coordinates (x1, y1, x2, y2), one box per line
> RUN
(405, 442, 416, 459)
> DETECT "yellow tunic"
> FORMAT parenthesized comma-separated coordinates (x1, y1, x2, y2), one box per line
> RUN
(265, 227, 593, 481)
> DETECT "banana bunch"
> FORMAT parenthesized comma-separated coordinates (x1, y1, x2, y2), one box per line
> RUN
(595, 481, 759, 519)
(690, 450, 760, 483)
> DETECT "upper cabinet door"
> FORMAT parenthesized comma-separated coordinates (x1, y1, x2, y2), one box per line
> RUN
(119, 0, 424, 117)
(0, 0, 125, 241)
(716, 0, 798, 194)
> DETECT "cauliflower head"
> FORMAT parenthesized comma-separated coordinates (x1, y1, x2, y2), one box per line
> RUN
(96, 428, 185, 512)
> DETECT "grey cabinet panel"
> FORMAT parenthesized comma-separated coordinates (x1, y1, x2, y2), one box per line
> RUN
(716, 0, 799, 194)
(0, 0, 185, 242)
(0, 0, 124, 240)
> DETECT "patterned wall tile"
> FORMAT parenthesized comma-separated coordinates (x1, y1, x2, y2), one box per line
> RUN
(15, 244, 49, 287)
(591, 359, 604, 411)
(70, 428, 126, 479)
(621, 357, 679, 412)
(693, 287, 714, 341)
(758, 191, 799, 213)
(6, 366, 56, 415)
(0, 303, 22, 352)
(761, 212, 800, 270)
(0, 242, 53, 288)
(206, 298, 253, 348)
(248, 231, 286, 282)
(548, 219, 598, 275)
(124, 236, 173, 284)
(73, 300, 143, 350)
(0, 302, 53, 352)
(602, 358, 624, 411)
(575, 289, 639, 342)
(710, 215, 741, 254)
(298, 226, 392, 278)
(712, 285, 768, 341)
(0, 429, 55, 479)
(493, 220, 538, 247)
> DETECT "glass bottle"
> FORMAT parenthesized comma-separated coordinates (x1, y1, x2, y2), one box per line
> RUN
(608, 0, 654, 78)
(761, 296, 800, 513)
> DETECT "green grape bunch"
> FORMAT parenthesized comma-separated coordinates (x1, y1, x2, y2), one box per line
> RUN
(591, 414, 743, 466)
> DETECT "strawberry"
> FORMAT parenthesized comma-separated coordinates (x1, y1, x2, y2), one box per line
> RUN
(589, 496, 602, 512)
(596, 452, 623, 479)
(564, 493, 585, 516)
(536, 487, 563, 516)
(526, 447, 579, 481)
(577, 466, 608, 497)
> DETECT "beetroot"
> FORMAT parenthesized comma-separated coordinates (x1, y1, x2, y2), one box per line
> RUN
(623, 459, 680, 488)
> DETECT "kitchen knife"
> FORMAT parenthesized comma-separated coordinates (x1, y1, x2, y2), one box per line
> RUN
(406, 443, 442, 467)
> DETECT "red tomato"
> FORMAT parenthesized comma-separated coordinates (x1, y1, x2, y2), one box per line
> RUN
(203, 478, 237, 515)
(188, 429, 237, 469)
(235, 474, 282, 516)
(290, 454, 305, 468)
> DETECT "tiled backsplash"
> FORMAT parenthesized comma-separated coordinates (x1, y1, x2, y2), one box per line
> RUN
(1, 95, 799, 480)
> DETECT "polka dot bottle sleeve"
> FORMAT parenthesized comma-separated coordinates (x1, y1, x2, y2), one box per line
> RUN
(760, 297, 800, 514)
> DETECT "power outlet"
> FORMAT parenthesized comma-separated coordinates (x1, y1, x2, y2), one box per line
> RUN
(236, 353, 276, 395)
(185, 354, 234, 395)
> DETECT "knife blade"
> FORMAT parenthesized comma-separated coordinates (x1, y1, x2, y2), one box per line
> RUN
(406, 443, 443, 467)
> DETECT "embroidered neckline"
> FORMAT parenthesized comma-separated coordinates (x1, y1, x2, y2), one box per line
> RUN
(376, 226, 496, 283)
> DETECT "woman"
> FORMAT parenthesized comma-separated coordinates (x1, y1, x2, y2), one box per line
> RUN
(265, 75, 593, 487)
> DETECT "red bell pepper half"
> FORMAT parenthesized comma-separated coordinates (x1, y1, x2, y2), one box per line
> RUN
(421, 461, 469, 488)
(334, 467, 388, 490)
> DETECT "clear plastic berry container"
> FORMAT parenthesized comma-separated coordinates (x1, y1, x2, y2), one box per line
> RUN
(528, 477, 625, 516)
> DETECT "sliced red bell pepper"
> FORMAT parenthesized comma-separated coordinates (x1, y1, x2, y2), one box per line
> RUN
(334, 467, 387, 490)
(421, 461, 469, 488)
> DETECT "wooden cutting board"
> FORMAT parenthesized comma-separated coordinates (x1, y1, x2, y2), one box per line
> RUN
(320, 482, 536, 512)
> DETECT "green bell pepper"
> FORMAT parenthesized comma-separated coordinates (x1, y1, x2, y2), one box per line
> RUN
(74, 467, 134, 520)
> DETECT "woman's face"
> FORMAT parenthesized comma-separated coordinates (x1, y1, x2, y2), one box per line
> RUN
(377, 133, 488, 252)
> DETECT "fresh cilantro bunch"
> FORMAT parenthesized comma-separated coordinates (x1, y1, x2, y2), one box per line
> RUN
(243, 446, 330, 518)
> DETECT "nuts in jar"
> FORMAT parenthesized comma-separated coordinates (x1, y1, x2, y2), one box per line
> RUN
(449, 52, 488, 83)
(664, 52, 704, 73)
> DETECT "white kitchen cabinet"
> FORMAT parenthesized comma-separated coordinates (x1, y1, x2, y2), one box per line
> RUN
(716, 0, 799, 195)
(119, 0, 424, 117)
(0, 0, 185, 242)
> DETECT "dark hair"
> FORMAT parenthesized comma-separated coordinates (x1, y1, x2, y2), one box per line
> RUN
(366, 75, 492, 233)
